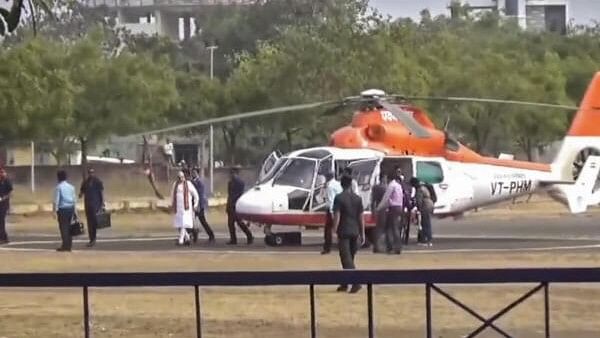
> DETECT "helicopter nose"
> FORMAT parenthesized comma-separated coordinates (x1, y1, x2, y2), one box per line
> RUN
(236, 188, 272, 215)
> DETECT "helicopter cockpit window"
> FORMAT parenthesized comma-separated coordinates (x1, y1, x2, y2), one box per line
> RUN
(258, 158, 287, 185)
(297, 149, 331, 159)
(416, 161, 444, 184)
(273, 158, 316, 190)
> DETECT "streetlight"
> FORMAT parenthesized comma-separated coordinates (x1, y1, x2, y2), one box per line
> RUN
(206, 42, 218, 193)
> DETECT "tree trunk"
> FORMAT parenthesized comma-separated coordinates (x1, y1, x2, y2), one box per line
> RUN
(80, 136, 88, 181)
(221, 126, 237, 166)
(285, 129, 293, 152)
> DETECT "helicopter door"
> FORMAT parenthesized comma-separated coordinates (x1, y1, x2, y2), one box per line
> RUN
(346, 158, 382, 210)
(310, 154, 334, 211)
(257, 151, 281, 183)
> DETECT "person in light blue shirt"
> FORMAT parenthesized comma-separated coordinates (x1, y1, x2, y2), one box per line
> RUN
(322, 172, 342, 254)
(53, 170, 76, 252)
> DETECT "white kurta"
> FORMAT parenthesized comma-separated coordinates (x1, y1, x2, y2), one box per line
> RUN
(172, 180, 199, 229)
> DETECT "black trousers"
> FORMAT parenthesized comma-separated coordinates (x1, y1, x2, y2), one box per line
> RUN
(227, 211, 252, 242)
(323, 211, 333, 252)
(338, 236, 359, 288)
(385, 206, 403, 253)
(0, 202, 8, 241)
(196, 209, 215, 239)
(371, 209, 387, 252)
(57, 208, 74, 250)
(85, 206, 99, 242)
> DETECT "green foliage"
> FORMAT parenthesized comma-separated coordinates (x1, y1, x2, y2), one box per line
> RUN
(3, 0, 600, 167)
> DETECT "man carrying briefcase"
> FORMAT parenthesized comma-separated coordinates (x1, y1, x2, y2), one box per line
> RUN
(79, 167, 105, 247)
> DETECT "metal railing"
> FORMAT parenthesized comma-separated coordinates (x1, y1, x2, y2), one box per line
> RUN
(2, 268, 600, 338)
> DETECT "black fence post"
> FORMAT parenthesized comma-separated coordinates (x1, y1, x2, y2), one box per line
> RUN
(426, 283, 432, 338)
(367, 284, 374, 338)
(544, 282, 550, 338)
(195, 285, 202, 338)
(310, 284, 316, 338)
(83, 286, 90, 338)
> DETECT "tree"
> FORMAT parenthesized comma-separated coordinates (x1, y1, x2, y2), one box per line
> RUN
(0, 29, 178, 172)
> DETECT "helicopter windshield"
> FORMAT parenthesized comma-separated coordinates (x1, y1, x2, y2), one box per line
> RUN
(273, 158, 316, 190)
(257, 157, 287, 185)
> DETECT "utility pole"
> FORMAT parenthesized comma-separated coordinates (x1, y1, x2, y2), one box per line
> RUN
(206, 43, 218, 194)
(30, 141, 35, 193)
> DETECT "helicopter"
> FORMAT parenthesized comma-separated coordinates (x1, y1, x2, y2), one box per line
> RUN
(132, 72, 600, 243)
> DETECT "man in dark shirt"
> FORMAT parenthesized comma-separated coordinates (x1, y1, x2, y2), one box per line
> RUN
(370, 172, 387, 253)
(79, 168, 104, 247)
(0, 167, 13, 244)
(191, 168, 215, 243)
(333, 175, 365, 293)
(227, 167, 253, 245)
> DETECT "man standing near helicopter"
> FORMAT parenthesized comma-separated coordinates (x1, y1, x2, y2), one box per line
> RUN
(322, 171, 342, 254)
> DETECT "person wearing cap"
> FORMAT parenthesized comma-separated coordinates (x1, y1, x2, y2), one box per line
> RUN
(321, 171, 342, 254)
(376, 166, 404, 254)
(79, 167, 104, 247)
(171, 170, 199, 246)
(226, 167, 253, 245)
(0, 167, 13, 244)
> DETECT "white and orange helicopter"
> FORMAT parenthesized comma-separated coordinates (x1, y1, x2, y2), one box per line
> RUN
(134, 72, 600, 244)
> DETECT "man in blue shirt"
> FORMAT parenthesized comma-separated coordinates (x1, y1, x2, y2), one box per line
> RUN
(54, 170, 76, 252)
(190, 168, 215, 243)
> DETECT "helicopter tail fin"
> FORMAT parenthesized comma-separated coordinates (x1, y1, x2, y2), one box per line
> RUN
(547, 155, 600, 213)
(549, 72, 600, 210)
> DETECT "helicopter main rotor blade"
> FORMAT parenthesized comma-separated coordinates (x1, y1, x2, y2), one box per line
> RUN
(396, 96, 579, 110)
(128, 100, 337, 137)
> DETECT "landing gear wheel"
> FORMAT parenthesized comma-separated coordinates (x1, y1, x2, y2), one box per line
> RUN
(275, 235, 283, 246)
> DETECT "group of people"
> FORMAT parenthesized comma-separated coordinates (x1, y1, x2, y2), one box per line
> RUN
(319, 165, 436, 293)
(371, 166, 436, 253)
(53, 168, 105, 251)
(170, 166, 251, 246)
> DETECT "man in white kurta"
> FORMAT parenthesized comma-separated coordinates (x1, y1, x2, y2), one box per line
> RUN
(172, 171, 199, 245)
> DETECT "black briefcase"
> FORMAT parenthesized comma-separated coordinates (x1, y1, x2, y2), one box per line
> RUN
(95, 210, 111, 229)
(70, 217, 85, 237)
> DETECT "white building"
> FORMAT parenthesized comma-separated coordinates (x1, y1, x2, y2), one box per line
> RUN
(82, 0, 253, 40)
(372, 0, 600, 33)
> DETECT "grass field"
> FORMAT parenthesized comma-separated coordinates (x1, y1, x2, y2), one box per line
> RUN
(2, 203, 600, 337)
(1, 245, 600, 337)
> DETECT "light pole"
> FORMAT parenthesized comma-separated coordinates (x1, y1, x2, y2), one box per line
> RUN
(206, 44, 218, 194)
(206, 45, 218, 80)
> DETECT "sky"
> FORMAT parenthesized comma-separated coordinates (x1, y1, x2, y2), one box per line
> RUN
(369, 0, 600, 26)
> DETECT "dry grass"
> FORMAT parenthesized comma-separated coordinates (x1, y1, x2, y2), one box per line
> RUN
(2, 285, 600, 338)
(1, 250, 600, 337)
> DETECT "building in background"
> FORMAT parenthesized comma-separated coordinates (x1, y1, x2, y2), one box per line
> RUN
(372, 0, 600, 33)
(82, 0, 253, 40)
